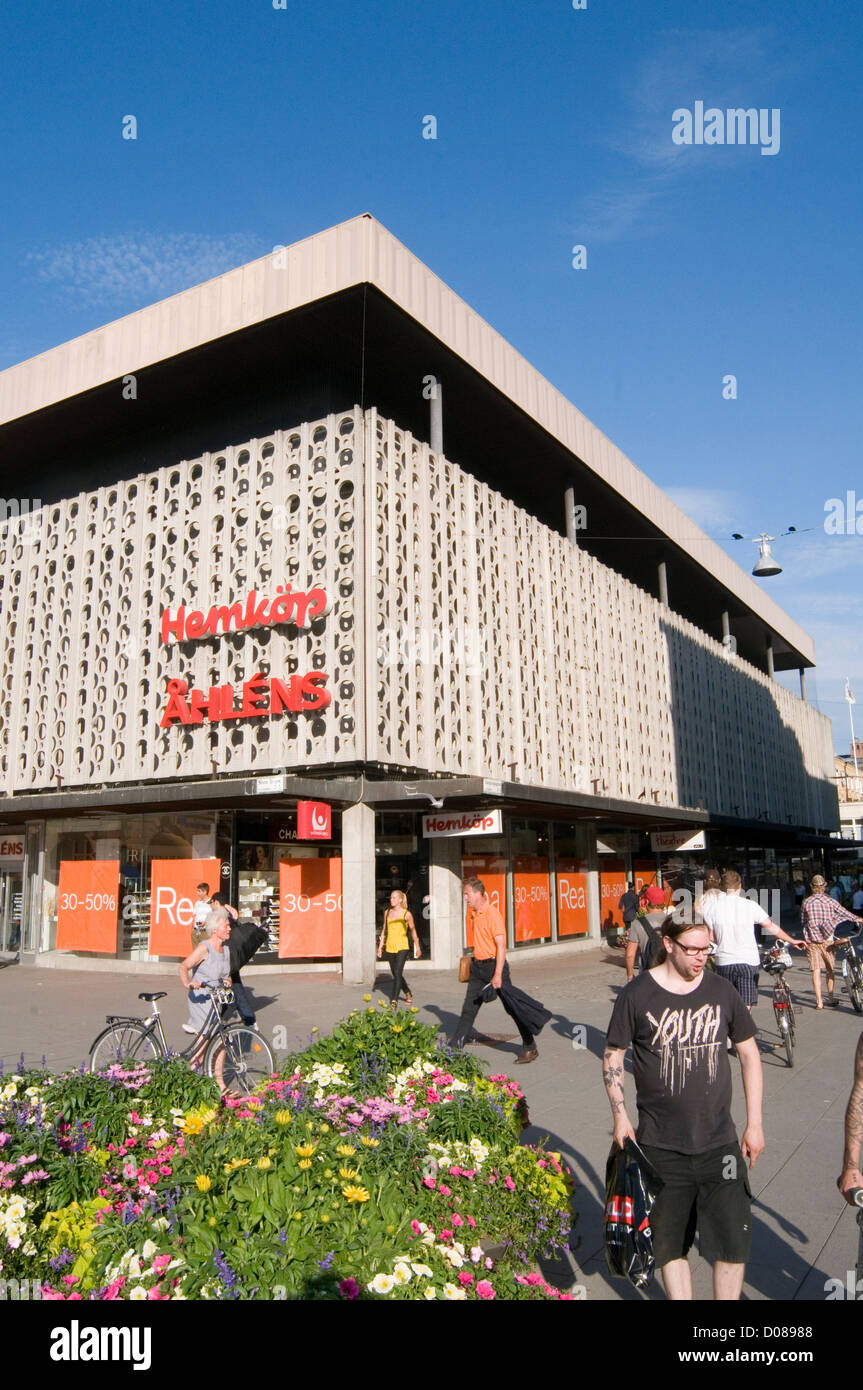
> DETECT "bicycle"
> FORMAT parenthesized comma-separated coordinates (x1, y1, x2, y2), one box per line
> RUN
(760, 942, 798, 1067)
(834, 927, 863, 1013)
(88, 984, 275, 1095)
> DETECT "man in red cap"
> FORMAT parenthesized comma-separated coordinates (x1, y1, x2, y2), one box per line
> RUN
(625, 884, 668, 982)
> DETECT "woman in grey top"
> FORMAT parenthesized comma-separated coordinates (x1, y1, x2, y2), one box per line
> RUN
(179, 918, 233, 1087)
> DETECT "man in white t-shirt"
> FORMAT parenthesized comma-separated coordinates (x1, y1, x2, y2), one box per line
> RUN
(700, 870, 804, 1009)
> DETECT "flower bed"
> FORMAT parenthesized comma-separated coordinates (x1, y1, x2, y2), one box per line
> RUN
(0, 1001, 575, 1300)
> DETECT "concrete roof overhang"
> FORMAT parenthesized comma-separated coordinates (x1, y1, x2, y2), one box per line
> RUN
(0, 214, 815, 672)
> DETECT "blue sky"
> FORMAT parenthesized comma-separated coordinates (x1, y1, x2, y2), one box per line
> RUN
(1, 0, 861, 750)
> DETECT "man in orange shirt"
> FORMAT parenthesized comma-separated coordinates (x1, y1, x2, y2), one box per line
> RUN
(450, 876, 545, 1063)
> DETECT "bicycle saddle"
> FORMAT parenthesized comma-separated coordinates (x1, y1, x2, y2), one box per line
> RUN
(138, 991, 167, 1002)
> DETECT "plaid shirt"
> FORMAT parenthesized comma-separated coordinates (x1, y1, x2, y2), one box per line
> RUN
(801, 893, 856, 942)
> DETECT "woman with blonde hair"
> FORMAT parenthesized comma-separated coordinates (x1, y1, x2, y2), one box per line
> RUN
(377, 889, 421, 1008)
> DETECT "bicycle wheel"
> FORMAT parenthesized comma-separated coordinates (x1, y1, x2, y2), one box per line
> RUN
(849, 961, 863, 1013)
(775, 1012, 794, 1067)
(89, 1023, 159, 1073)
(204, 1026, 274, 1094)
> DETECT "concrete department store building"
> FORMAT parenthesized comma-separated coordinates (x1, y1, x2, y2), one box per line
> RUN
(0, 216, 839, 982)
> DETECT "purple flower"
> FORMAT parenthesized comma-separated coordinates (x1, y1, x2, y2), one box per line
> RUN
(213, 1249, 239, 1297)
(317, 1250, 335, 1271)
(49, 1248, 74, 1271)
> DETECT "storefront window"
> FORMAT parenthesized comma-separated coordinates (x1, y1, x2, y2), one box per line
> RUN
(375, 813, 430, 956)
(599, 857, 628, 936)
(511, 820, 551, 946)
(237, 812, 342, 962)
(462, 842, 507, 950)
(553, 823, 589, 938)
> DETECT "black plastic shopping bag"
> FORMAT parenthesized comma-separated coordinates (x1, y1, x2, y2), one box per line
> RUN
(603, 1138, 664, 1289)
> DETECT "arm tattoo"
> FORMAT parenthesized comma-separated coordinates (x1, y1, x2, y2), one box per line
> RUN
(843, 1033, 863, 1170)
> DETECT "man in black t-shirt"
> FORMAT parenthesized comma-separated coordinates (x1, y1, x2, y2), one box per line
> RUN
(602, 913, 764, 1300)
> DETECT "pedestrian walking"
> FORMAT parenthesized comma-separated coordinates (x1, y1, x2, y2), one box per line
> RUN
(377, 890, 421, 1007)
(210, 891, 258, 1029)
(700, 870, 802, 1011)
(801, 874, 863, 1009)
(450, 877, 550, 1063)
(617, 882, 640, 952)
(191, 881, 213, 948)
(624, 884, 667, 982)
(602, 910, 765, 1301)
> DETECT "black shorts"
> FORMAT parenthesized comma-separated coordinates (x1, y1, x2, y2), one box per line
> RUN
(640, 1141, 752, 1267)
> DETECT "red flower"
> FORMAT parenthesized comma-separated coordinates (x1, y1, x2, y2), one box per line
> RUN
(339, 1278, 360, 1300)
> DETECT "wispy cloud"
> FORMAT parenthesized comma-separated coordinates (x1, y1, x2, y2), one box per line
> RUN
(662, 485, 740, 535)
(26, 231, 266, 309)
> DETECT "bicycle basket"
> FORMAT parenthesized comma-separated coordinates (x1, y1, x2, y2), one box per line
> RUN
(213, 987, 235, 1006)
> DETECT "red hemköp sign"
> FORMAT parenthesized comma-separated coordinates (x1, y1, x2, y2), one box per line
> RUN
(296, 801, 332, 840)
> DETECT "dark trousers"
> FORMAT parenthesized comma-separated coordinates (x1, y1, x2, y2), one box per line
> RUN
(231, 973, 256, 1026)
(452, 959, 534, 1049)
(386, 949, 411, 1001)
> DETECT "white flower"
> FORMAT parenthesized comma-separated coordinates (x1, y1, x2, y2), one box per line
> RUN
(421, 1231, 436, 1247)
(141, 1239, 157, 1262)
(470, 1246, 484, 1264)
(424, 1286, 437, 1299)
(151, 1217, 169, 1233)
(369, 1273, 395, 1295)
(442, 1282, 466, 1300)
(127, 1255, 143, 1279)
(24, 1086, 42, 1098)
(393, 1262, 412, 1286)
(411, 1263, 434, 1278)
(446, 1251, 464, 1269)
(22, 1241, 36, 1256)
(129, 1285, 148, 1300)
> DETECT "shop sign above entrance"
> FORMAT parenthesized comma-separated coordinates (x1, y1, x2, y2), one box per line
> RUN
(422, 810, 502, 838)
(597, 833, 633, 855)
(0, 835, 24, 865)
(650, 829, 707, 852)
(297, 801, 332, 841)
(255, 774, 286, 796)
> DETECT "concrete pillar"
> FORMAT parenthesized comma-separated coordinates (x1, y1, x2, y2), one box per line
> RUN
(721, 610, 731, 642)
(430, 381, 443, 455)
(428, 835, 463, 970)
(341, 801, 376, 985)
(799, 668, 807, 702)
(766, 640, 775, 680)
(585, 825, 601, 944)
(658, 561, 669, 607)
(564, 486, 579, 546)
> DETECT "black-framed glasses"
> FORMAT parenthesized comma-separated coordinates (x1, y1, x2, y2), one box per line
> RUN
(672, 941, 714, 957)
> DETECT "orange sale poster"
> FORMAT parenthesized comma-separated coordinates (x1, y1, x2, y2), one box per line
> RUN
(279, 858, 342, 958)
(556, 858, 589, 937)
(462, 854, 506, 950)
(149, 859, 221, 957)
(56, 861, 120, 954)
(633, 859, 658, 893)
(513, 857, 551, 943)
(599, 859, 628, 934)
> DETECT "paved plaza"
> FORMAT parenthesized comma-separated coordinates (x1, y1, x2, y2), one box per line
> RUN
(2, 941, 860, 1303)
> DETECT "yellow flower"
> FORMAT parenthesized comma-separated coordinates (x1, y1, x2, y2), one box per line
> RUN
(246, 1097, 263, 1109)
(321, 1213, 331, 1223)
(339, 1167, 358, 1180)
(184, 1116, 203, 1136)
(363, 994, 372, 1002)
(336, 1145, 356, 1157)
(342, 1185, 370, 1204)
(274, 1110, 292, 1125)
(299, 1159, 312, 1170)
(323, 1169, 334, 1178)
(293, 1211, 302, 1221)
(311, 1027, 319, 1034)
(256, 1157, 272, 1170)
(208, 1216, 218, 1228)
(295, 1144, 316, 1158)
(410, 1007, 419, 1014)
(306, 1121, 314, 1132)
(367, 1007, 375, 1015)
(320, 1123, 329, 1133)
(391, 1025, 403, 1034)
(194, 1175, 211, 1192)
(360, 1137, 380, 1148)
(200, 1107, 218, 1124)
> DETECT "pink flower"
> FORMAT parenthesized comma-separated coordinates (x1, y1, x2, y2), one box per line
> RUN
(504, 1176, 516, 1192)
(525, 1272, 542, 1286)
(458, 1271, 474, 1285)
(411, 1219, 422, 1233)
(62, 1275, 79, 1286)
(440, 1228, 453, 1242)
(159, 1165, 172, 1176)
(484, 1258, 494, 1270)
(144, 1170, 158, 1185)
(537, 1160, 547, 1169)
(476, 1280, 496, 1300)
(467, 1217, 477, 1229)
(422, 1176, 436, 1189)
(152, 1255, 171, 1271)
(438, 1184, 451, 1196)
(339, 1278, 360, 1300)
